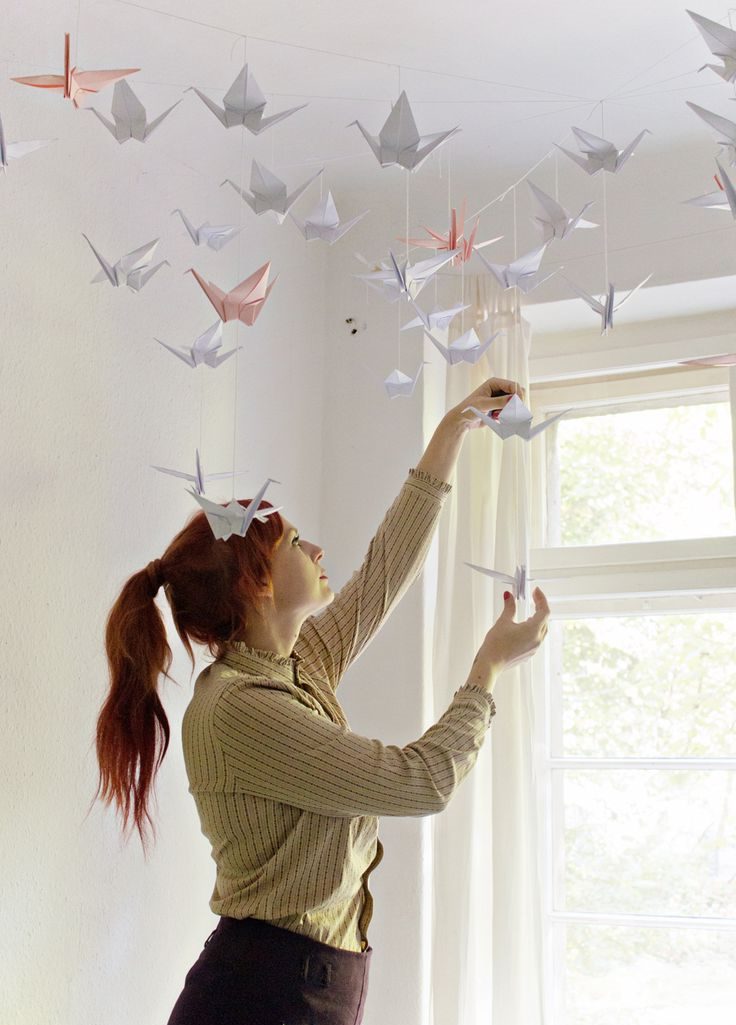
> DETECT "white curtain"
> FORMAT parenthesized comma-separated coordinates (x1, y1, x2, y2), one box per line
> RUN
(730, 366, 736, 518)
(428, 276, 545, 1025)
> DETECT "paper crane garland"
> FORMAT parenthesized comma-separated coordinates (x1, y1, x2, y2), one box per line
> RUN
(12, 33, 138, 108)
(466, 562, 530, 601)
(556, 126, 650, 175)
(349, 91, 459, 171)
(475, 242, 555, 294)
(527, 181, 597, 241)
(464, 394, 568, 440)
(384, 363, 425, 398)
(152, 449, 245, 496)
(688, 9, 736, 83)
(156, 322, 242, 369)
(172, 209, 241, 251)
(222, 161, 323, 224)
(564, 275, 652, 333)
(290, 192, 368, 243)
(190, 478, 282, 541)
(187, 263, 277, 326)
(402, 200, 502, 264)
(0, 112, 53, 171)
(190, 64, 307, 132)
(90, 80, 180, 142)
(83, 235, 169, 291)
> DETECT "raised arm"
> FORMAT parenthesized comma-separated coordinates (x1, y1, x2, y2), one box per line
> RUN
(297, 377, 525, 690)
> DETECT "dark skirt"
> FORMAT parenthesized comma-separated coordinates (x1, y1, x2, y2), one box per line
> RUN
(166, 916, 372, 1025)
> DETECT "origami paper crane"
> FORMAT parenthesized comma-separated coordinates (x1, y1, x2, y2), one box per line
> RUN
(222, 161, 322, 224)
(90, 80, 180, 143)
(0, 112, 53, 171)
(83, 235, 169, 291)
(475, 242, 555, 293)
(688, 9, 736, 83)
(12, 33, 138, 109)
(172, 208, 241, 251)
(401, 303, 469, 333)
(152, 449, 246, 496)
(355, 249, 458, 303)
(348, 91, 460, 171)
(686, 102, 736, 165)
(156, 321, 241, 369)
(683, 168, 736, 215)
(465, 562, 529, 601)
(187, 263, 276, 326)
(464, 394, 568, 440)
(564, 274, 652, 333)
(527, 181, 597, 241)
(401, 200, 502, 265)
(384, 363, 425, 399)
(190, 64, 306, 133)
(290, 191, 368, 243)
(556, 126, 650, 175)
(426, 327, 499, 366)
(189, 478, 282, 541)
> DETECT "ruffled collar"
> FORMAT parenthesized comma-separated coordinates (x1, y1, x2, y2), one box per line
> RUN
(220, 641, 302, 685)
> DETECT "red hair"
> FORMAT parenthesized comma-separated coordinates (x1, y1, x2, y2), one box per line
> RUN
(94, 499, 284, 854)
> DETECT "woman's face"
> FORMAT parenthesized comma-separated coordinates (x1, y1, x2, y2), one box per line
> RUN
(267, 517, 334, 619)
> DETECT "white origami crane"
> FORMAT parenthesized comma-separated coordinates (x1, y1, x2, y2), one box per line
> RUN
(527, 181, 597, 241)
(564, 275, 652, 333)
(475, 242, 555, 294)
(190, 64, 306, 133)
(83, 235, 169, 291)
(222, 161, 322, 224)
(348, 91, 460, 171)
(556, 126, 650, 175)
(152, 449, 246, 496)
(190, 478, 282, 541)
(465, 561, 529, 601)
(426, 327, 499, 366)
(290, 191, 368, 243)
(156, 321, 241, 369)
(90, 80, 180, 143)
(688, 10, 736, 83)
(401, 303, 469, 333)
(384, 363, 425, 398)
(355, 249, 458, 303)
(686, 102, 736, 165)
(172, 208, 241, 251)
(464, 394, 568, 440)
(684, 166, 736, 215)
(0, 112, 53, 171)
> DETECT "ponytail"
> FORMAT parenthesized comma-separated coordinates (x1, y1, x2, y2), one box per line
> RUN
(95, 561, 172, 854)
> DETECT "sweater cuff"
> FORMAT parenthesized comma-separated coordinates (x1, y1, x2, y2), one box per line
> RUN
(407, 467, 453, 498)
(456, 683, 497, 720)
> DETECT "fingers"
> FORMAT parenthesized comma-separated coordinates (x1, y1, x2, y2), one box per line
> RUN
(486, 377, 526, 401)
(529, 587, 550, 626)
(502, 590, 517, 618)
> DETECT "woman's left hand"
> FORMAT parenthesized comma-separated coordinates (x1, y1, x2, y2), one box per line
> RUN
(448, 377, 526, 431)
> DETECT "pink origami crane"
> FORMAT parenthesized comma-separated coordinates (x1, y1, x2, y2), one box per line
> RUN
(400, 200, 500, 266)
(187, 263, 277, 326)
(12, 33, 138, 109)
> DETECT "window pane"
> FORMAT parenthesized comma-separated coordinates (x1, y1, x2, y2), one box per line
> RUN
(553, 614, 736, 758)
(558, 770, 736, 918)
(555, 403, 735, 545)
(560, 922, 736, 1025)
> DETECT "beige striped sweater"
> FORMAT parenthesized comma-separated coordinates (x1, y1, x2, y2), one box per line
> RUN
(182, 468, 497, 952)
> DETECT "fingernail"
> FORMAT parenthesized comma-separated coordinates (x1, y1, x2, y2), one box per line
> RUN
(503, 591, 511, 600)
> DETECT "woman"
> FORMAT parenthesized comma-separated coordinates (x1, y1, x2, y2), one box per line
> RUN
(95, 376, 549, 1025)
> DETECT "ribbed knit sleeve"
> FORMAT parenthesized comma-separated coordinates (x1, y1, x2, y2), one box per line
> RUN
(212, 680, 496, 819)
(297, 468, 452, 690)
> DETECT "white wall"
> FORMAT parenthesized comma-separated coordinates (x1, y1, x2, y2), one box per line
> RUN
(1, 13, 329, 1025)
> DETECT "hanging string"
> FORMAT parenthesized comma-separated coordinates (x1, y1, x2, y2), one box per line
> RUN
(601, 100, 610, 338)
(554, 148, 559, 203)
(231, 34, 248, 498)
(74, 0, 83, 65)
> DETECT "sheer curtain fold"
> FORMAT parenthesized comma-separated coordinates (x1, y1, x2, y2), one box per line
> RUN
(429, 276, 545, 1025)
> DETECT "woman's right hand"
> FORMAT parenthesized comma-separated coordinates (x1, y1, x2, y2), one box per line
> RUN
(465, 588, 550, 694)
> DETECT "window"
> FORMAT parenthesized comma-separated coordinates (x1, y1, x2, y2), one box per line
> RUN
(529, 328, 736, 1025)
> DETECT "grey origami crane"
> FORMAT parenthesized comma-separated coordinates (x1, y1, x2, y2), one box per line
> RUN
(90, 80, 180, 143)
(686, 102, 736, 165)
(190, 64, 306, 133)
(426, 327, 499, 367)
(564, 275, 652, 333)
(349, 91, 460, 171)
(172, 208, 241, 251)
(156, 321, 242, 369)
(465, 562, 530, 601)
(83, 235, 169, 291)
(152, 448, 245, 496)
(556, 126, 650, 175)
(401, 303, 469, 333)
(688, 9, 736, 83)
(290, 191, 368, 243)
(190, 478, 282, 541)
(0, 112, 53, 171)
(222, 160, 323, 224)
(527, 181, 597, 241)
(474, 242, 556, 293)
(464, 394, 568, 440)
(684, 163, 736, 216)
(384, 363, 426, 399)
